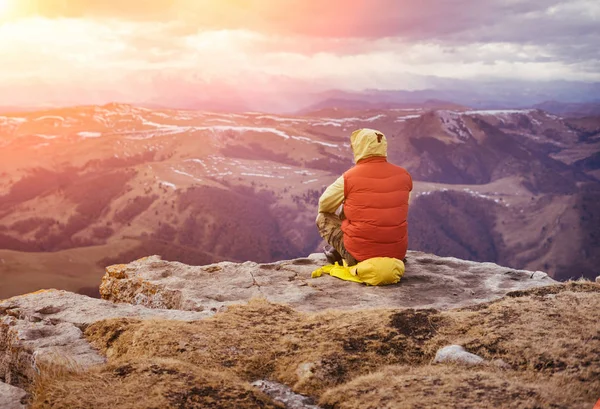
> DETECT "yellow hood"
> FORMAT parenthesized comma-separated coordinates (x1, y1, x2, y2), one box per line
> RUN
(350, 128, 388, 163)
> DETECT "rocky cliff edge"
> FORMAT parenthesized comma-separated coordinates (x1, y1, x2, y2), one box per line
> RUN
(98, 251, 553, 312)
(1, 251, 599, 409)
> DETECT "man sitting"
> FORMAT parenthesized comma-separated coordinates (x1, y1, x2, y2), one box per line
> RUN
(316, 128, 412, 266)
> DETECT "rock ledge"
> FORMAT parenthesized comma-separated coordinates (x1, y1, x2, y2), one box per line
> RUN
(100, 251, 556, 312)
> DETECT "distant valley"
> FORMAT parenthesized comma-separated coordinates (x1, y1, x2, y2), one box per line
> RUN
(0, 103, 598, 298)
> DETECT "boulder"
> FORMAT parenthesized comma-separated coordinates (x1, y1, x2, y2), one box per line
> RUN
(100, 251, 557, 312)
(252, 380, 321, 409)
(0, 381, 27, 409)
(0, 290, 210, 388)
(434, 345, 485, 366)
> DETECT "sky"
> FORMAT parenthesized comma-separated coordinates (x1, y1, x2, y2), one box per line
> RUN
(0, 0, 598, 109)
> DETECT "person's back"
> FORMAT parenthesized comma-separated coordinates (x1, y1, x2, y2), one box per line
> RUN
(316, 128, 412, 265)
(343, 156, 411, 261)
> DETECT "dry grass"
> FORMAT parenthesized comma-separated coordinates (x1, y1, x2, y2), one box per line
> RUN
(320, 365, 577, 409)
(31, 358, 283, 409)
(82, 302, 444, 396)
(30, 282, 600, 408)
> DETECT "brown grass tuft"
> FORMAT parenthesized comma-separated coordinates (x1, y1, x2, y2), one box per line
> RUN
(319, 365, 578, 409)
(31, 358, 283, 409)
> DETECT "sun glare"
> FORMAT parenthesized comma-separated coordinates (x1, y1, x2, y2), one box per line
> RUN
(0, 0, 11, 16)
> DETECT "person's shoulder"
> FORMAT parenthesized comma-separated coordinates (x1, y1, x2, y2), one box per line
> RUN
(344, 164, 359, 177)
(386, 161, 411, 175)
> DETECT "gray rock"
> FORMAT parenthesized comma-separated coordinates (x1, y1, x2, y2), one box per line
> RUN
(434, 345, 485, 366)
(100, 251, 557, 313)
(0, 381, 27, 409)
(252, 380, 321, 409)
(596, 276, 600, 283)
(0, 290, 210, 388)
(492, 359, 511, 369)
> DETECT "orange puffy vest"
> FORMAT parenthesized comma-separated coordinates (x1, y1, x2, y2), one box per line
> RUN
(342, 156, 412, 262)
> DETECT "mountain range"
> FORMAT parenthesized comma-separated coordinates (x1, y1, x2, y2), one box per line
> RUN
(2, 79, 600, 115)
(0, 102, 598, 298)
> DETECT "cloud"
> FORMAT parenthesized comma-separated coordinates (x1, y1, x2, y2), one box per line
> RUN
(19, 0, 595, 41)
(11, 1, 598, 59)
(0, 0, 598, 108)
(18, 1, 599, 61)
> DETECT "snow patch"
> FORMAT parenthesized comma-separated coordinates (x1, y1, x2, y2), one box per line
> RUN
(395, 114, 421, 123)
(255, 115, 308, 123)
(363, 114, 386, 122)
(462, 109, 535, 116)
(0, 116, 26, 124)
(313, 141, 338, 148)
(160, 181, 177, 189)
(188, 159, 205, 165)
(438, 111, 471, 141)
(172, 168, 202, 182)
(206, 118, 236, 124)
(152, 112, 171, 118)
(172, 169, 196, 178)
(78, 131, 102, 138)
(311, 121, 342, 127)
(543, 112, 559, 120)
(33, 134, 58, 140)
(321, 117, 361, 123)
(142, 119, 187, 131)
(93, 114, 109, 126)
(241, 172, 284, 179)
(34, 115, 64, 122)
(462, 188, 508, 206)
(294, 170, 315, 176)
